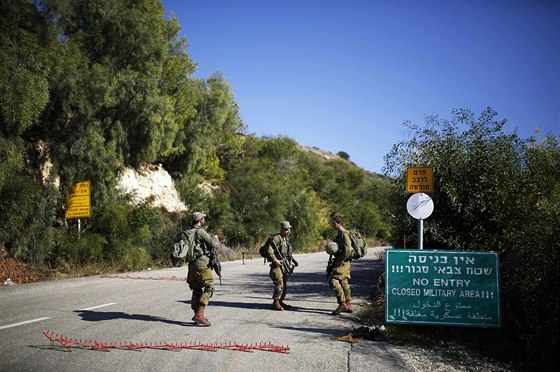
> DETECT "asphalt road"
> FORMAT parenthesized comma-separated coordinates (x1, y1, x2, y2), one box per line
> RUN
(0, 247, 410, 372)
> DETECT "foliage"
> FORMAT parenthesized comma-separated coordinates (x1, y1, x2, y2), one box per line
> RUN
(384, 108, 560, 368)
(215, 135, 389, 249)
(164, 73, 246, 183)
(0, 1, 390, 278)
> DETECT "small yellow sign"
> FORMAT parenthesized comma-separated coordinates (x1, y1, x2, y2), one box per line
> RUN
(65, 181, 91, 218)
(406, 167, 433, 193)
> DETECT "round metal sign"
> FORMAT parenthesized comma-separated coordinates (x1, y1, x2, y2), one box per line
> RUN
(406, 192, 434, 220)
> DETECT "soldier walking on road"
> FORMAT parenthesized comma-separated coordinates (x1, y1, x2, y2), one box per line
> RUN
(267, 221, 298, 311)
(329, 216, 353, 315)
(187, 212, 218, 326)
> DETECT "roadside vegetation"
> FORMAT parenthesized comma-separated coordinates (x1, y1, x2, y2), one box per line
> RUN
(1, 1, 557, 370)
(0, 0, 390, 272)
(377, 111, 557, 370)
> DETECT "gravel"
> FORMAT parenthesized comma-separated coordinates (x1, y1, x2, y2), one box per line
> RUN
(391, 341, 515, 371)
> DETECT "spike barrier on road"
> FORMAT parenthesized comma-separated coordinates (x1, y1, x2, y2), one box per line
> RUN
(43, 331, 290, 354)
(99, 274, 186, 281)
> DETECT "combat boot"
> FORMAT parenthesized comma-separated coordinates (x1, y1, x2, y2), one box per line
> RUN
(193, 305, 211, 326)
(343, 301, 353, 313)
(272, 299, 284, 311)
(331, 302, 348, 315)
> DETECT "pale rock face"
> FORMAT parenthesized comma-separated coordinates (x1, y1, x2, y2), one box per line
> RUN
(117, 164, 188, 213)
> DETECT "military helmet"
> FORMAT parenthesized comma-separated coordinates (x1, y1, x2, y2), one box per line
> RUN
(192, 211, 206, 223)
(325, 241, 338, 255)
(280, 221, 292, 230)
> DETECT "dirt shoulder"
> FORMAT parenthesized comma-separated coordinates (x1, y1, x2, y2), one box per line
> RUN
(0, 257, 44, 284)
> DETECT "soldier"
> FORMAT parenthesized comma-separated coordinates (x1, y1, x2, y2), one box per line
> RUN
(267, 221, 298, 311)
(329, 216, 353, 315)
(187, 212, 217, 326)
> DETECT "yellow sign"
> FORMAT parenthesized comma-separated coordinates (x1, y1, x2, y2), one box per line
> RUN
(406, 167, 433, 193)
(65, 181, 91, 218)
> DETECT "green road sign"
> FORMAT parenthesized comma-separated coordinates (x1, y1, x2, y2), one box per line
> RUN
(385, 249, 501, 327)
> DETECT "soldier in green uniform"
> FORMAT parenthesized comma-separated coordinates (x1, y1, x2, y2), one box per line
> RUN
(267, 221, 298, 311)
(187, 212, 217, 326)
(329, 216, 353, 315)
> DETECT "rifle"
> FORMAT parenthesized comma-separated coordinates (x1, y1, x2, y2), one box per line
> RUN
(270, 239, 296, 275)
(209, 247, 223, 286)
(325, 254, 334, 281)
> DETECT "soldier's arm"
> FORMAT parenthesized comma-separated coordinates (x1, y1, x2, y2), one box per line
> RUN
(342, 232, 352, 261)
(333, 232, 352, 266)
(267, 236, 282, 267)
(197, 228, 217, 250)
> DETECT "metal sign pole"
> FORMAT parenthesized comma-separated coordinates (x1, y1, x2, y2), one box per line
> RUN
(418, 218, 423, 250)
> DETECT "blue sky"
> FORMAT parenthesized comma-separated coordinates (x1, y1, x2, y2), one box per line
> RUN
(161, 0, 559, 174)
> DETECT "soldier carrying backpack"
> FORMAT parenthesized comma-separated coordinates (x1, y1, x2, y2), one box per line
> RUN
(184, 211, 221, 327)
(329, 216, 355, 315)
(260, 221, 298, 311)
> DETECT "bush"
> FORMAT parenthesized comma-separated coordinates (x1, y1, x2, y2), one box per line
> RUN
(383, 108, 560, 368)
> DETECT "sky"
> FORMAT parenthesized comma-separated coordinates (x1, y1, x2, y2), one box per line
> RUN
(161, 0, 559, 174)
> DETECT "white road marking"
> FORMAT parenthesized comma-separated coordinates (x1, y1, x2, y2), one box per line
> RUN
(0, 317, 51, 330)
(78, 302, 117, 311)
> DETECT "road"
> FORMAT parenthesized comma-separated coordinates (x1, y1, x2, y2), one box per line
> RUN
(0, 247, 410, 372)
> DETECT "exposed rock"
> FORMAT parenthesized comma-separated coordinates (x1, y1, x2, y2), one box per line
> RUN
(117, 164, 188, 213)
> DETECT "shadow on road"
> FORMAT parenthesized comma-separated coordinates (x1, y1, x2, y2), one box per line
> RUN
(270, 324, 349, 338)
(350, 258, 385, 298)
(74, 310, 193, 327)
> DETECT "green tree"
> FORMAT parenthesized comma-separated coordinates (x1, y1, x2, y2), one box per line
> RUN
(167, 73, 245, 183)
(0, 0, 58, 264)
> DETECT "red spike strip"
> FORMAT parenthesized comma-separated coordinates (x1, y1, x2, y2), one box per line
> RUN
(235, 343, 251, 352)
(43, 331, 72, 352)
(200, 343, 218, 352)
(43, 332, 291, 354)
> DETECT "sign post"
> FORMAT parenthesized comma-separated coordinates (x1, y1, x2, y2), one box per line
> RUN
(406, 167, 434, 249)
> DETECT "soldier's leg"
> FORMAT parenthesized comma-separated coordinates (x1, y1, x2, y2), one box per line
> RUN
(187, 266, 202, 312)
(341, 278, 351, 303)
(193, 268, 214, 326)
(329, 277, 349, 315)
(341, 278, 353, 313)
(190, 288, 202, 311)
(199, 268, 215, 307)
(270, 267, 284, 310)
(329, 277, 346, 304)
(279, 272, 291, 309)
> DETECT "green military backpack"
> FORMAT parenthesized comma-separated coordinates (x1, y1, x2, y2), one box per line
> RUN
(171, 228, 198, 266)
(348, 230, 367, 260)
(259, 234, 275, 261)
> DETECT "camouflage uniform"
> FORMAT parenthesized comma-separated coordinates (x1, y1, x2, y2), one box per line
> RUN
(267, 221, 297, 310)
(268, 234, 292, 302)
(187, 226, 216, 310)
(330, 228, 352, 313)
(186, 212, 217, 326)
